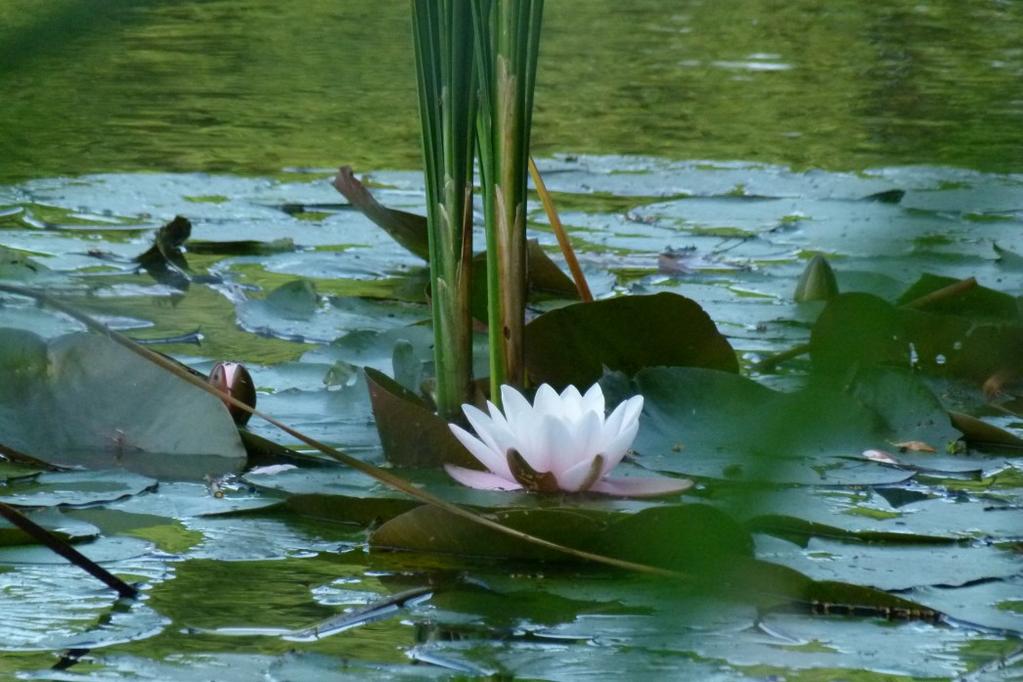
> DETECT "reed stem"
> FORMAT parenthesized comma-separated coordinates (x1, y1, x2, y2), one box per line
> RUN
(410, 0, 478, 417)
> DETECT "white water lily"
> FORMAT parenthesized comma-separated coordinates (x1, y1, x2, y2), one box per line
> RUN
(446, 383, 691, 497)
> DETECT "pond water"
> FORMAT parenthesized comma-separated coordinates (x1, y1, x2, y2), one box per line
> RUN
(1, 1, 1022, 680)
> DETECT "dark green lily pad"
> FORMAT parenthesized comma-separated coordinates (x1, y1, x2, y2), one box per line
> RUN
(847, 367, 961, 450)
(628, 366, 922, 486)
(896, 273, 1021, 321)
(525, 293, 737, 388)
(370, 503, 752, 573)
(810, 293, 1023, 382)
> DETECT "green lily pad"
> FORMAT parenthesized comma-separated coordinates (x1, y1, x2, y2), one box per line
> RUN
(896, 273, 1021, 321)
(370, 502, 753, 572)
(525, 293, 737, 389)
(0, 244, 49, 280)
(628, 366, 921, 486)
(0, 330, 246, 475)
(745, 514, 959, 547)
(810, 293, 1023, 382)
(0, 509, 99, 547)
(847, 367, 961, 449)
(0, 470, 157, 507)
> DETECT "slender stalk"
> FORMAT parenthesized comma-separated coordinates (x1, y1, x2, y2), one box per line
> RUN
(411, 0, 477, 418)
(473, 0, 544, 401)
(0, 501, 138, 599)
(528, 156, 592, 302)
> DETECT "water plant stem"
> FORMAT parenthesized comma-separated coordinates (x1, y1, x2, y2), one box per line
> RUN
(529, 156, 593, 302)
(0, 501, 138, 599)
(474, 0, 544, 400)
(411, 0, 478, 418)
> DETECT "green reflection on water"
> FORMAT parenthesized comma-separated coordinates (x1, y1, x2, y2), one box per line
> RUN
(1, 0, 1021, 183)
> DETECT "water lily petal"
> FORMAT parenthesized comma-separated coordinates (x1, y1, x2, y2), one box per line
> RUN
(541, 414, 582, 478)
(581, 382, 605, 416)
(600, 418, 640, 476)
(500, 384, 535, 434)
(444, 465, 523, 491)
(449, 423, 513, 480)
(571, 409, 604, 460)
(555, 453, 605, 491)
(486, 400, 512, 432)
(600, 398, 630, 451)
(619, 395, 644, 433)
(462, 404, 517, 462)
(589, 475, 693, 498)
(533, 384, 562, 420)
(559, 384, 584, 420)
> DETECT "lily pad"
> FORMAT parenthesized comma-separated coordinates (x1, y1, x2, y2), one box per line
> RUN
(0, 509, 100, 547)
(810, 292, 1023, 382)
(0, 330, 246, 475)
(896, 273, 1021, 321)
(0, 470, 157, 507)
(370, 503, 753, 572)
(524, 293, 737, 388)
(365, 368, 477, 469)
(625, 366, 955, 486)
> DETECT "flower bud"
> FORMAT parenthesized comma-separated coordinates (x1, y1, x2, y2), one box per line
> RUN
(208, 361, 256, 426)
(794, 254, 839, 302)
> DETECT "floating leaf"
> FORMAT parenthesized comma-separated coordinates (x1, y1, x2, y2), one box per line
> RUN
(0, 245, 49, 280)
(525, 293, 737, 389)
(810, 292, 1023, 382)
(0, 470, 157, 508)
(745, 514, 958, 547)
(896, 273, 1020, 321)
(365, 368, 477, 469)
(0, 330, 246, 475)
(335, 167, 576, 298)
(371, 502, 938, 615)
(949, 412, 1023, 451)
(371, 503, 752, 572)
(629, 366, 915, 486)
(0, 510, 99, 547)
(846, 367, 961, 449)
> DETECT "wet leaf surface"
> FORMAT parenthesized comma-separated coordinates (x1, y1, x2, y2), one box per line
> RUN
(525, 293, 738, 388)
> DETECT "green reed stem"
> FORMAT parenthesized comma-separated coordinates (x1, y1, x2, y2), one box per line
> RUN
(473, 0, 543, 402)
(411, 0, 478, 418)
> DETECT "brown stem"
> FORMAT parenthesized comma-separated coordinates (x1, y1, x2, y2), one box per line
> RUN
(902, 276, 977, 310)
(0, 501, 138, 599)
(528, 157, 593, 302)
